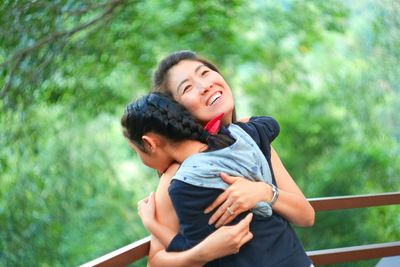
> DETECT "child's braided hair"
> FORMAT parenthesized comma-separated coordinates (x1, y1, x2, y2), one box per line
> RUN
(121, 92, 234, 152)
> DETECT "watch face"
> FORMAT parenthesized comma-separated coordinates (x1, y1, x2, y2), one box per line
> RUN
(270, 184, 279, 206)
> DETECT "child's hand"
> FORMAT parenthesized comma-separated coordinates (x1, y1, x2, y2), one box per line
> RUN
(137, 192, 157, 232)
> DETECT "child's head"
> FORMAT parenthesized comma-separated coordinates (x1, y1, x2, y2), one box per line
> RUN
(121, 92, 234, 172)
(122, 92, 208, 149)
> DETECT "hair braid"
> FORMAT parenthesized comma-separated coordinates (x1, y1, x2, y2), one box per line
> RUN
(121, 92, 235, 153)
(146, 93, 205, 140)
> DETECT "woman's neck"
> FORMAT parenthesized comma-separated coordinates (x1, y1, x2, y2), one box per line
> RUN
(166, 140, 207, 164)
(222, 112, 233, 125)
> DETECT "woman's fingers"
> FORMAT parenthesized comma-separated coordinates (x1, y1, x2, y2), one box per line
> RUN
(215, 202, 239, 228)
(210, 195, 244, 227)
(208, 195, 233, 225)
(204, 173, 238, 214)
(208, 174, 259, 226)
(215, 211, 231, 228)
(205, 190, 228, 214)
(236, 213, 252, 230)
(215, 203, 247, 228)
(235, 213, 253, 245)
(219, 172, 239, 184)
(148, 192, 155, 204)
(137, 193, 154, 215)
(241, 231, 253, 245)
(137, 196, 150, 205)
(197, 213, 253, 261)
(137, 192, 157, 229)
(216, 206, 241, 227)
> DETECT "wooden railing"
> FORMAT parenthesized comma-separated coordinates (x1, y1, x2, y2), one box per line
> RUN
(306, 192, 400, 265)
(81, 192, 400, 267)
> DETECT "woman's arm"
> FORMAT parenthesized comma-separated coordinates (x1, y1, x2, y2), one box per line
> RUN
(268, 147, 315, 226)
(138, 192, 177, 247)
(148, 214, 254, 267)
(146, 163, 254, 267)
(205, 147, 315, 227)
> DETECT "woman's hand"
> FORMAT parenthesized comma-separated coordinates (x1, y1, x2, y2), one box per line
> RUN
(204, 173, 271, 228)
(195, 213, 254, 261)
(138, 192, 157, 232)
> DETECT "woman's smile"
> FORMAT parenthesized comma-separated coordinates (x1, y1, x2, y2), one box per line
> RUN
(206, 91, 222, 106)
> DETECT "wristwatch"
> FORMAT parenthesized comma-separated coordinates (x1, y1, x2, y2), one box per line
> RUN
(267, 184, 279, 207)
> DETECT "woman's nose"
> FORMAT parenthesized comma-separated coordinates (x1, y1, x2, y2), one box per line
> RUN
(196, 81, 212, 94)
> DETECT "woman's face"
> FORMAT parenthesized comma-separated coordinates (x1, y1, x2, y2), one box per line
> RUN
(166, 60, 234, 125)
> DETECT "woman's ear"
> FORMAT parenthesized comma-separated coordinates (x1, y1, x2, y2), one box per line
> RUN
(142, 135, 158, 154)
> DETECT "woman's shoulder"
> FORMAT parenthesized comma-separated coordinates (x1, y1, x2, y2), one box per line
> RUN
(235, 116, 280, 142)
(249, 116, 280, 133)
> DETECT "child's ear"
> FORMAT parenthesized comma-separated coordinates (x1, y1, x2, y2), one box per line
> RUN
(142, 135, 157, 153)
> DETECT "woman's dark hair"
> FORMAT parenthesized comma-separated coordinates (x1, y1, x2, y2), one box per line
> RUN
(151, 50, 237, 122)
(152, 50, 220, 96)
(121, 92, 234, 153)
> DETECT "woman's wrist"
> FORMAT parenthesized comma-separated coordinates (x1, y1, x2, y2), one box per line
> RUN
(189, 234, 229, 264)
(185, 245, 208, 266)
(257, 182, 273, 203)
(148, 221, 178, 248)
(266, 183, 279, 207)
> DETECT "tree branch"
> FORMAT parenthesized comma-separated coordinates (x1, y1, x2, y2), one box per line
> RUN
(66, 1, 120, 16)
(0, 0, 125, 99)
(0, 56, 23, 100)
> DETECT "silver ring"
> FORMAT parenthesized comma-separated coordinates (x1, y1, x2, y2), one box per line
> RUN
(226, 207, 234, 216)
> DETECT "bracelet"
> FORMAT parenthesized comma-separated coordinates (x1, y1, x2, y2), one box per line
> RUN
(267, 184, 279, 207)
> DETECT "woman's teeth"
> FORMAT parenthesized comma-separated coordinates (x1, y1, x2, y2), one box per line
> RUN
(207, 92, 222, 106)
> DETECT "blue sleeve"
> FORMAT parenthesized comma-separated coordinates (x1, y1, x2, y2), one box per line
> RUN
(166, 233, 188, 252)
(166, 180, 222, 252)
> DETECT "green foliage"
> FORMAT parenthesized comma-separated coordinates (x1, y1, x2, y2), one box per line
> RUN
(0, 0, 399, 266)
(0, 105, 158, 266)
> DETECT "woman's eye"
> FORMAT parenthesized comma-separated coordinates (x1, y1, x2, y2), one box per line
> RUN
(201, 70, 209, 76)
(183, 85, 192, 94)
